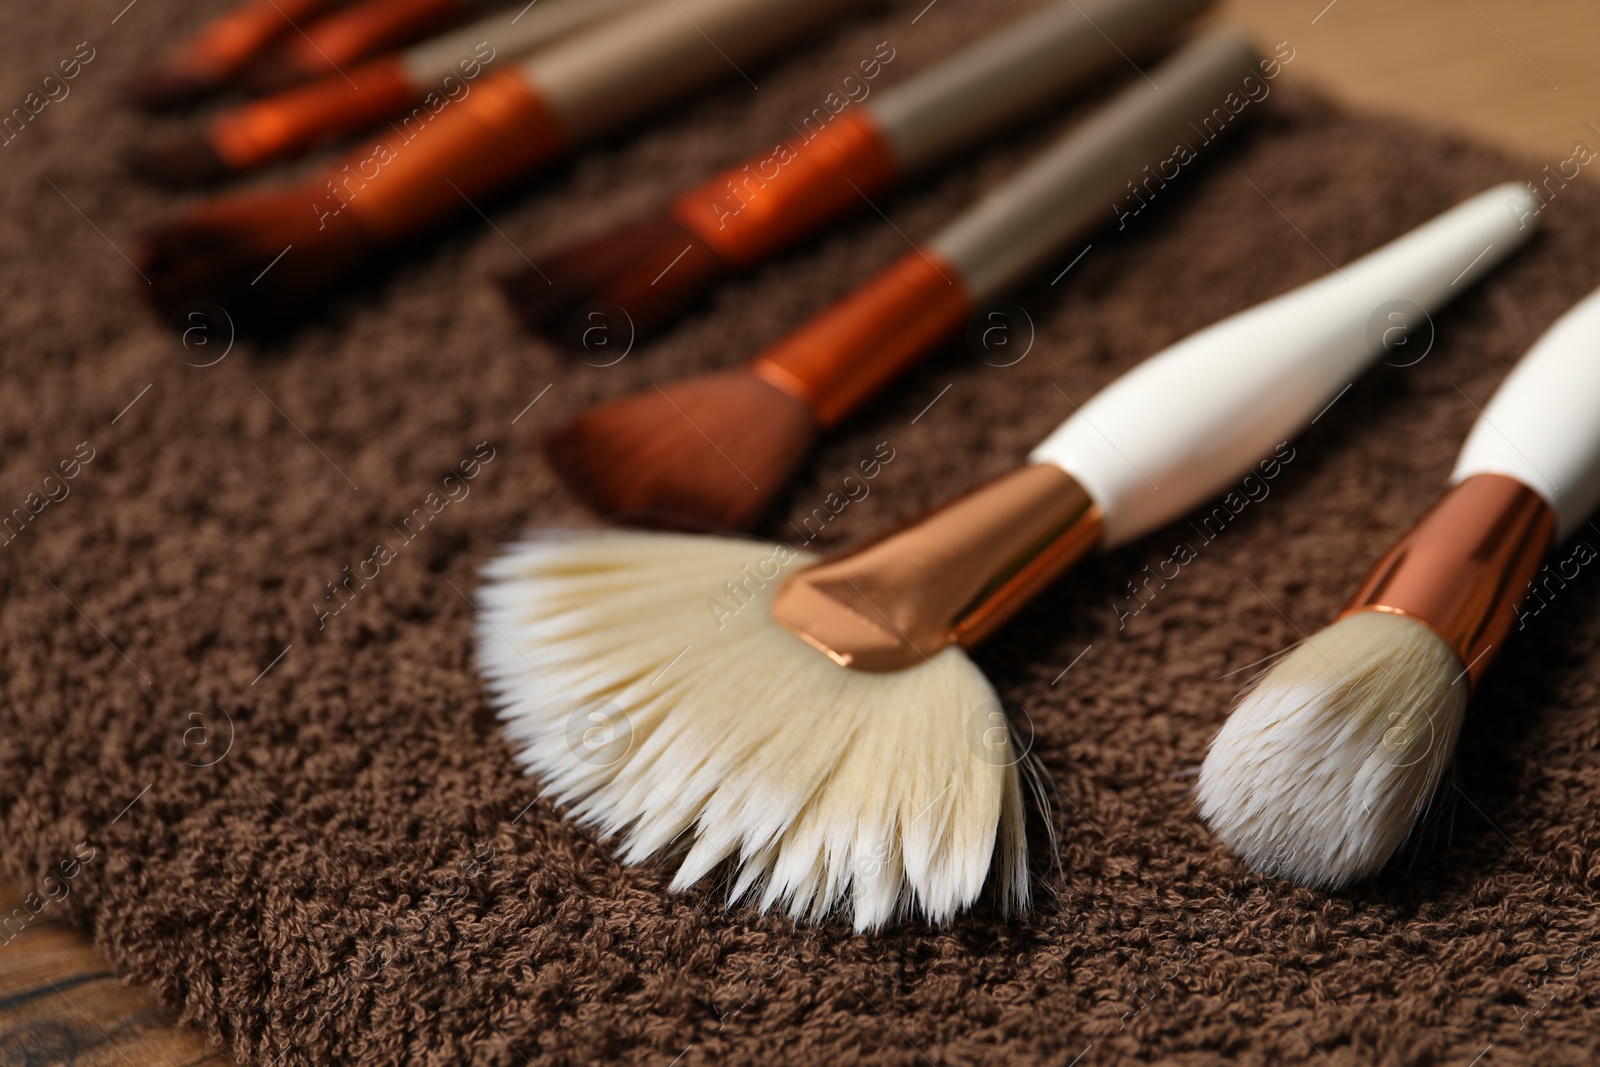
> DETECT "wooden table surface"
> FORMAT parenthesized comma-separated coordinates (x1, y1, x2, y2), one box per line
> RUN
(3, 0, 1593, 1063)
(1221, 0, 1599, 167)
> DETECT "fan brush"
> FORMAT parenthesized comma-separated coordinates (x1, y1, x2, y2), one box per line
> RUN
(135, 0, 860, 331)
(544, 28, 1266, 530)
(1198, 272, 1600, 891)
(130, 0, 636, 186)
(479, 182, 1535, 929)
(500, 0, 1213, 344)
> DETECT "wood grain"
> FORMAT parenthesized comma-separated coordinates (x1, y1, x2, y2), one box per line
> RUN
(0, 885, 224, 1066)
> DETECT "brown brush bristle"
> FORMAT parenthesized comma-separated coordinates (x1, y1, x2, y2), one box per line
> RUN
(543, 369, 817, 531)
(128, 67, 220, 112)
(239, 48, 322, 95)
(126, 129, 232, 187)
(137, 185, 379, 332)
(499, 214, 728, 350)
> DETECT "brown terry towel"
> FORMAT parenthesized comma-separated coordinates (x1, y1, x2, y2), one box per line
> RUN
(3, 1, 1600, 1063)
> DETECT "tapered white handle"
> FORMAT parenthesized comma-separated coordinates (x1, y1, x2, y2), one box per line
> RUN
(1030, 182, 1539, 547)
(1454, 284, 1600, 540)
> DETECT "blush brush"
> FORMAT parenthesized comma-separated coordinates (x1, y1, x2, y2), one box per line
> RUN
(544, 29, 1264, 531)
(128, 0, 345, 111)
(130, 0, 638, 186)
(500, 0, 1213, 343)
(479, 183, 1535, 929)
(1197, 274, 1600, 892)
(136, 0, 861, 331)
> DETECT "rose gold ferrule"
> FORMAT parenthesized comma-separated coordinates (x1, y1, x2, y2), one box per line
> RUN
(1338, 472, 1555, 686)
(770, 463, 1103, 673)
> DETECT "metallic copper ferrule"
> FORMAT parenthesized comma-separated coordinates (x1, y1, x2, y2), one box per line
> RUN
(342, 70, 565, 242)
(670, 109, 900, 270)
(770, 463, 1103, 672)
(1338, 472, 1555, 685)
(749, 250, 972, 428)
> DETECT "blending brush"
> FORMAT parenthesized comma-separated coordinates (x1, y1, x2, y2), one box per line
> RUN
(1197, 276, 1600, 892)
(499, 0, 1213, 343)
(237, 0, 509, 95)
(543, 28, 1268, 531)
(478, 183, 1537, 930)
(128, 0, 346, 110)
(137, 0, 862, 331)
(130, 0, 638, 185)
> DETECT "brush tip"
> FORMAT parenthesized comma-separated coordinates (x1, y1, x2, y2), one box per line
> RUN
(498, 214, 727, 349)
(238, 50, 313, 96)
(126, 130, 231, 186)
(543, 369, 816, 531)
(127, 67, 218, 112)
(1196, 610, 1469, 890)
(137, 186, 378, 332)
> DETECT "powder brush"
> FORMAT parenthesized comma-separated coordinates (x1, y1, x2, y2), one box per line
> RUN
(1197, 272, 1600, 891)
(237, 0, 508, 95)
(544, 28, 1266, 531)
(136, 0, 860, 331)
(130, 0, 638, 186)
(478, 183, 1535, 930)
(128, 0, 345, 111)
(500, 0, 1213, 343)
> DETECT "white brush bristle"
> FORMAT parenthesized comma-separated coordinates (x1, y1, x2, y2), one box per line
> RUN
(1196, 610, 1468, 889)
(475, 529, 1029, 931)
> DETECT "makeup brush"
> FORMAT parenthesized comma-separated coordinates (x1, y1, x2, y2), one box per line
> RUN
(129, 0, 345, 110)
(1197, 274, 1600, 892)
(238, 0, 504, 95)
(137, 0, 862, 331)
(544, 29, 1266, 531)
(479, 183, 1537, 930)
(500, 0, 1213, 343)
(130, 0, 638, 185)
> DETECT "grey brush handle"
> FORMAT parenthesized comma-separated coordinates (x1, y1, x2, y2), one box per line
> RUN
(871, 0, 1211, 175)
(401, 0, 641, 84)
(930, 27, 1262, 299)
(526, 0, 862, 139)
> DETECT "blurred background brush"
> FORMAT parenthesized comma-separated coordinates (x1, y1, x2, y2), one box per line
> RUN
(237, 0, 513, 95)
(128, 0, 348, 111)
(499, 0, 1214, 346)
(542, 28, 1265, 531)
(129, 0, 640, 185)
(135, 0, 863, 333)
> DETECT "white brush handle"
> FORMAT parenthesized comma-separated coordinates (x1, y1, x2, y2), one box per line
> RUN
(1030, 181, 1539, 547)
(1453, 284, 1600, 540)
